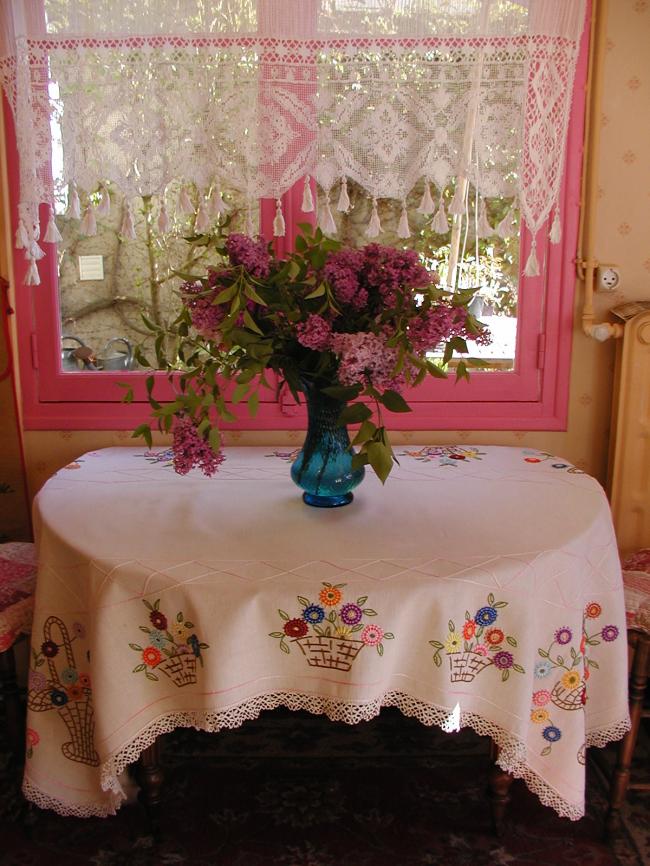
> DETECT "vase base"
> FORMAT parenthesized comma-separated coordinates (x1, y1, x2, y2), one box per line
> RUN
(302, 491, 354, 508)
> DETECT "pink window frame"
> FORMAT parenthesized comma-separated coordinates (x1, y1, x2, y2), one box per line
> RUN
(6, 8, 589, 431)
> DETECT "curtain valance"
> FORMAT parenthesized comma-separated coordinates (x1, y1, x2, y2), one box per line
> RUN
(0, 0, 586, 284)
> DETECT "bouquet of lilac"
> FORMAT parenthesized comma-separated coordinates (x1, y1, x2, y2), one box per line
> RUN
(130, 226, 490, 483)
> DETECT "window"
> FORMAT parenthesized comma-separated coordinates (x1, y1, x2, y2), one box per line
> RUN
(1, 0, 589, 431)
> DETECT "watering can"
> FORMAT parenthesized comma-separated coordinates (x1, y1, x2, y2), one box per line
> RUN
(61, 335, 98, 371)
(97, 337, 134, 371)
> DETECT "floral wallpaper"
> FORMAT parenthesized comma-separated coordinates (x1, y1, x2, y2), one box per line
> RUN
(6, 4, 650, 526)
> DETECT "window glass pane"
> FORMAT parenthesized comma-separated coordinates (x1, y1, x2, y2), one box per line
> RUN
(330, 179, 519, 372)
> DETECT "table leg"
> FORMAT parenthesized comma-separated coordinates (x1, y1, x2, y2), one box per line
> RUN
(136, 738, 164, 838)
(0, 645, 23, 760)
(488, 740, 514, 836)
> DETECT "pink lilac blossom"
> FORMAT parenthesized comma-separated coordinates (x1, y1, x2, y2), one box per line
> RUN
(408, 304, 491, 352)
(182, 280, 227, 340)
(323, 249, 367, 310)
(225, 233, 271, 279)
(330, 331, 404, 391)
(296, 314, 332, 351)
(363, 244, 434, 305)
(172, 417, 225, 477)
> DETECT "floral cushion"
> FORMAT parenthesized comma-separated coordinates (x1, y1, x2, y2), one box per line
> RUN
(622, 549, 650, 634)
(0, 542, 37, 652)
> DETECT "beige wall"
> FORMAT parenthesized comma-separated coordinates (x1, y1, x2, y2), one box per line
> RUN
(10, 3, 650, 517)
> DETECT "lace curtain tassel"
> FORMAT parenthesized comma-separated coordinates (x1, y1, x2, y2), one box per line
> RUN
(449, 185, 465, 216)
(178, 186, 194, 215)
(320, 194, 337, 235)
(80, 204, 97, 237)
(158, 201, 171, 234)
(496, 212, 513, 239)
(397, 202, 411, 239)
(273, 198, 286, 237)
(44, 206, 63, 244)
(366, 198, 382, 238)
(524, 237, 540, 277)
(477, 201, 493, 237)
(96, 185, 110, 218)
(28, 239, 45, 261)
(301, 176, 314, 213)
(120, 202, 136, 240)
(15, 219, 29, 250)
(417, 180, 435, 215)
(67, 183, 81, 220)
(550, 210, 562, 244)
(432, 196, 449, 234)
(194, 200, 210, 233)
(210, 189, 228, 217)
(337, 177, 350, 213)
(25, 256, 40, 286)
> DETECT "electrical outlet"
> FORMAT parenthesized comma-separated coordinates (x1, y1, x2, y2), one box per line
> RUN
(596, 265, 620, 292)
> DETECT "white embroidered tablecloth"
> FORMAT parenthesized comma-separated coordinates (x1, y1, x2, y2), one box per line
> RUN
(23, 445, 630, 820)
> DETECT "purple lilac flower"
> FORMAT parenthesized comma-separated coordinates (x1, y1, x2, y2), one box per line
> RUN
(601, 624, 619, 642)
(408, 305, 469, 352)
(493, 651, 514, 670)
(296, 314, 332, 351)
(340, 603, 363, 625)
(554, 627, 572, 646)
(182, 280, 227, 340)
(329, 332, 403, 391)
(323, 249, 366, 310)
(362, 244, 434, 305)
(225, 233, 271, 279)
(172, 417, 226, 477)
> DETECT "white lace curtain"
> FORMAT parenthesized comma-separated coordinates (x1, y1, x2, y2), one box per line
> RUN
(0, 0, 586, 285)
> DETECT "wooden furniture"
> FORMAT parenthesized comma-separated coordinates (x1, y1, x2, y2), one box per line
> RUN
(605, 550, 650, 836)
(0, 542, 36, 755)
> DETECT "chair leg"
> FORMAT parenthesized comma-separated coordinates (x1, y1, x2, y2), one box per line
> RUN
(488, 739, 514, 836)
(605, 633, 650, 838)
(136, 738, 164, 840)
(0, 645, 24, 758)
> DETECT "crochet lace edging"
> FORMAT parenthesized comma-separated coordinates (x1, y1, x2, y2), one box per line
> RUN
(22, 692, 631, 820)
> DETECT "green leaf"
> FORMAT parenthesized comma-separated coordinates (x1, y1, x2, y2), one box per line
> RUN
(139, 626, 152, 634)
(232, 383, 249, 405)
(448, 620, 455, 633)
(145, 671, 159, 681)
(269, 632, 285, 638)
(297, 596, 310, 607)
(121, 386, 134, 404)
(280, 641, 290, 654)
(352, 420, 377, 446)
(132, 664, 146, 673)
(378, 389, 412, 413)
(213, 283, 239, 304)
(278, 609, 289, 621)
(321, 384, 361, 401)
(129, 643, 143, 652)
(247, 391, 259, 417)
(541, 745, 552, 757)
(513, 664, 524, 673)
(304, 282, 326, 299)
(501, 669, 510, 681)
(362, 609, 377, 616)
(433, 653, 442, 667)
(184, 621, 194, 629)
(383, 633, 394, 640)
(243, 283, 267, 305)
(243, 309, 264, 335)
(338, 403, 372, 425)
(538, 648, 550, 658)
(132, 424, 153, 449)
(506, 636, 517, 647)
(377, 644, 384, 656)
(367, 441, 393, 484)
(428, 641, 444, 649)
(487, 593, 495, 605)
(177, 612, 183, 623)
(356, 596, 368, 606)
(209, 427, 221, 453)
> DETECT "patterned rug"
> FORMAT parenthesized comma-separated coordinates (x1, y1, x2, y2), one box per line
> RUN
(1, 708, 648, 866)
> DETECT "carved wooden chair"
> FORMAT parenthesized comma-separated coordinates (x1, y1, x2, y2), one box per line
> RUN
(0, 542, 37, 755)
(605, 549, 650, 836)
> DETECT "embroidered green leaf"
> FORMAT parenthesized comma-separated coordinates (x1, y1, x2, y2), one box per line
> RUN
(363, 609, 377, 616)
(501, 669, 510, 681)
(269, 632, 285, 638)
(487, 593, 495, 605)
(571, 657, 581, 668)
(448, 620, 455, 633)
(177, 612, 183, 623)
(314, 625, 325, 636)
(132, 664, 146, 673)
(589, 659, 600, 669)
(476, 626, 484, 638)
(139, 626, 152, 634)
(357, 596, 368, 606)
(541, 745, 552, 757)
(297, 596, 310, 607)
(588, 638, 601, 646)
(377, 644, 384, 656)
(36, 658, 45, 667)
(324, 626, 332, 636)
(383, 633, 394, 640)
(184, 621, 194, 629)
(328, 611, 336, 622)
(199, 642, 209, 649)
(280, 639, 290, 654)
(154, 599, 160, 611)
(506, 636, 517, 647)
(513, 664, 525, 673)
(570, 647, 577, 658)
(143, 600, 154, 611)
(465, 611, 471, 621)
(278, 609, 289, 621)
(429, 640, 444, 649)
(145, 671, 159, 681)
(494, 601, 507, 608)
(351, 625, 363, 632)
(464, 641, 471, 652)
(538, 649, 550, 658)
(162, 647, 173, 657)
(129, 643, 143, 652)
(556, 656, 565, 665)
(433, 651, 442, 667)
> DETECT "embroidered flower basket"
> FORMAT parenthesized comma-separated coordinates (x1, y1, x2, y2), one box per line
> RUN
(448, 651, 493, 683)
(550, 680, 584, 711)
(28, 615, 99, 766)
(294, 635, 364, 671)
(158, 650, 197, 687)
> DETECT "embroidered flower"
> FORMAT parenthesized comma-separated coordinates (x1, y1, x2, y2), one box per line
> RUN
(29, 669, 47, 692)
(60, 667, 78, 685)
(493, 651, 514, 670)
(72, 622, 86, 639)
(531, 709, 550, 724)
(26, 728, 40, 747)
(585, 602, 602, 619)
(303, 604, 326, 625)
(142, 646, 162, 667)
(148, 630, 167, 648)
(475, 606, 498, 626)
(561, 670, 582, 690)
(534, 660, 552, 678)
(335, 625, 352, 639)
(601, 624, 619, 642)
(474, 644, 489, 656)
(66, 684, 84, 701)
(319, 587, 342, 607)
(485, 628, 505, 646)
(171, 624, 189, 642)
(187, 634, 201, 657)
(361, 625, 384, 646)
(462, 620, 476, 640)
(284, 618, 308, 638)
(444, 632, 462, 653)
(78, 673, 91, 689)
(532, 689, 551, 706)
(50, 689, 68, 707)
(149, 610, 168, 631)
(340, 603, 363, 625)
(542, 725, 562, 743)
(41, 640, 59, 658)
(554, 627, 572, 645)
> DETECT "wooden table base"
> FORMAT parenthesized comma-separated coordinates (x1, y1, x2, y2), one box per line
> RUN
(488, 739, 514, 835)
(136, 739, 164, 839)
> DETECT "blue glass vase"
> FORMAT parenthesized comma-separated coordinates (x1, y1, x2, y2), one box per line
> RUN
(291, 383, 365, 507)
